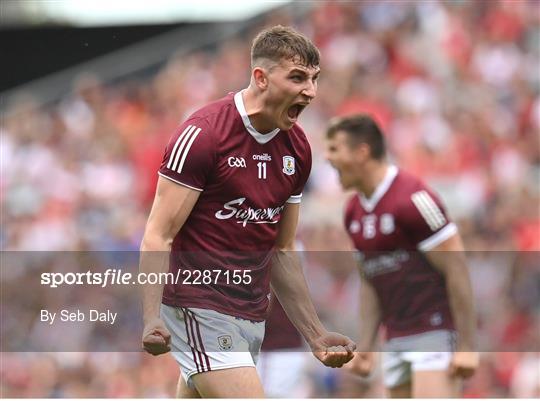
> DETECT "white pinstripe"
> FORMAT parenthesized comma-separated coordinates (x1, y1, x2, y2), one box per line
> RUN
(412, 192, 440, 230)
(167, 125, 193, 169)
(170, 125, 197, 171)
(418, 191, 446, 227)
(177, 127, 202, 173)
(411, 191, 446, 231)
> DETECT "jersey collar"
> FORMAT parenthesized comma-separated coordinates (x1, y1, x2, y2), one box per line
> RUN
(358, 165, 399, 213)
(234, 90, 280, 145)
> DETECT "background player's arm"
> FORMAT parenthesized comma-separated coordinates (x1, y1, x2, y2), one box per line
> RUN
(345, 268, 381, 376)
(405, 187, 478, 377)
(357, 271, 382, 351)
(425, 233, 475, 351)
(425, 233, 479, 378)
(270, 202, 355, 367)
(139, 176, 200, 354)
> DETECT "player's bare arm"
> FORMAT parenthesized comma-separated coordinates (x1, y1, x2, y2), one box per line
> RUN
(425, 233, 479, 378)
(269, 202, 356, 368)
(140, 176, 201, 355)
(346, 269, 382, 376)
(356, 270, 382, 352)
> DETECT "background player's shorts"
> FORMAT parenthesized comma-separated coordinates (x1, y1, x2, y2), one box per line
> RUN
(161, 304, 265, 387)
(257, 350, 310, 398)
(382, 330, 456, 388)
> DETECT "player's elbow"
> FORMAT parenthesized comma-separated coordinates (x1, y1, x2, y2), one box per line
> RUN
(140, 230, 173, 252)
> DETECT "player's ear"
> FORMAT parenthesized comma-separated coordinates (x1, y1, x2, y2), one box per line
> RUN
(253, 67, 268, 91)
(356, 143, 371, 162)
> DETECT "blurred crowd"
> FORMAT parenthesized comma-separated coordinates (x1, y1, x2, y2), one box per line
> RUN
(1, 0, 539, 397)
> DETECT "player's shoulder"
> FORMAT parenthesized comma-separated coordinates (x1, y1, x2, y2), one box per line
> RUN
(391, 169, 434, 202)
(393, 169, 448, 221)
(165, 95, 237, 161)
(394, 169, 425, 191)
(286, 123, 312, 163)
(289, 123, 310, 147)
(289, 123, 311, 149)
(185, 93, 237, 129)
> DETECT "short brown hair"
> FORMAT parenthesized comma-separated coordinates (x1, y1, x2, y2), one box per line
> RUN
(326, 114, 387, 160)
(251, 25, 320, 68)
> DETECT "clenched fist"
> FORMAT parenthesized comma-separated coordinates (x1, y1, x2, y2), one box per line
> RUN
(142, 317, 171, 355)
(311, 332, 356, 368)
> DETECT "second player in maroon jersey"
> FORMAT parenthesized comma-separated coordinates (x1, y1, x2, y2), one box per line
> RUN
(325, 114, 478, 398)
(343, 166, 456, 340)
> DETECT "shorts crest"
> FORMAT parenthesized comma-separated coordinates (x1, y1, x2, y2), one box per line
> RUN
(218, 335, 233, 351)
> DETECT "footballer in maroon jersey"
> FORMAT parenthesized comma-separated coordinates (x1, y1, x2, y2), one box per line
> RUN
(325, 115, 478, 397)
(139, 26, 355, 398)
(158, 91, 313, 321)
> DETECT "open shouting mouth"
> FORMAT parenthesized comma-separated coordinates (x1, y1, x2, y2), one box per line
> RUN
(287, 103, 308, 122)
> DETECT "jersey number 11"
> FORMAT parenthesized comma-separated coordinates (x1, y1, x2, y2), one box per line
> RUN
(257, 162, 267, 180)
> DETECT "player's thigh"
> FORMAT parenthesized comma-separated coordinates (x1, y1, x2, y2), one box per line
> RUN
(412, 369, 460, 398)
(405, 349, 457, 397)
(387, 380, 412, 398)
(177, 375, 201, 398)
(191, 366, 265, 398)
(162, 305, 265, 395)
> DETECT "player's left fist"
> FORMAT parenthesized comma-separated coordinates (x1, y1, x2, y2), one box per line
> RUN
(311, 331, 356, 368)
(449, 351, 479, 379)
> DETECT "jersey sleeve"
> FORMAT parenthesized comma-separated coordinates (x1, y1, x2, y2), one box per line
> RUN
(158, 118, 215, 191)
(286, 141, 312, 204)
(399, 186, 458, 251)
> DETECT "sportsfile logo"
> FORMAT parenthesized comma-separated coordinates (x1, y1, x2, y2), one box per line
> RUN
(215, 197, 285, 227)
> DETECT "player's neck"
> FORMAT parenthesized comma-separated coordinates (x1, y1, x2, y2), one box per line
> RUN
(356, 161, 389, 199)
(242, 87, 277, 134)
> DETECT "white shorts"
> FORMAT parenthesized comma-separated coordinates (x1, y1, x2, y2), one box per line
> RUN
(382, 330, 456, 388)
(257, 350, 310, 398)
(161, 304, 265, 387)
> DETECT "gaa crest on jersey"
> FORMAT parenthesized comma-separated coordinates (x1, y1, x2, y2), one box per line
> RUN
(218, 335, 233, 351)
(282, 156, 295, 175)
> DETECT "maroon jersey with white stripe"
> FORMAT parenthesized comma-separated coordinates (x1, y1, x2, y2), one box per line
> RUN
(344, 166, 457, 339)
(158, 92, 312, 321)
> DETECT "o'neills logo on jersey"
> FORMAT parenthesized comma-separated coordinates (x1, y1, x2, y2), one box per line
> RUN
(215, 197, 284, 227)
(252, 153, 272, 161)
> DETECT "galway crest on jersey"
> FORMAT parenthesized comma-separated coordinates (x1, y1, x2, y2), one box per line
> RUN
(282, 156, 295, 175)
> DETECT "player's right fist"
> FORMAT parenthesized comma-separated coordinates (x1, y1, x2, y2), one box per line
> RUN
(344, 352, 374, 377)
(142, 317, 171, 355)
